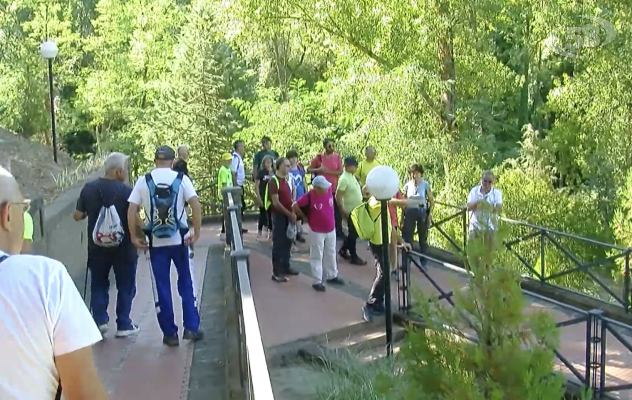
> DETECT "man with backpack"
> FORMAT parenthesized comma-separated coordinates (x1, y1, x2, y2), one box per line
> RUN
(287, 149, 306, 243)
(308, 138, 345, 239)
(74, 152, 140, 338)
(265, 157, 299, 282)
(127, 146, 204, 347)
(252, 136, 280, 181)
(0, 166, 108, 400)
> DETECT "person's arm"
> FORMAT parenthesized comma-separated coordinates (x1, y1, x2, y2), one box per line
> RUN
(230, 156, 239, 186)
(335, 178, 347, 214)
(466, 188, 479, 211)
(307, 155, 323, 173)
(252, 153, 259, 182)
(292, 193, 309, 219)
(269, 180, 295, 220)
(330, 154, 344, 176)
(73, 187, 88, 221)
(127, 179, 148, 249)
(254, 175, 263, 205)
(182, 176, 202, 244)
(50, 261, 107, 400)
(494, 189, 503, 214)
(426, 183, 435, 211)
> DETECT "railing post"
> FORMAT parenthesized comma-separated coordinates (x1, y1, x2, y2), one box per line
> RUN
(539, 230, 546, 283)
(624, 251, 630, 312)
(399, 251, 411, 313)
(462, 208, 468, 256)
(585, 309, 606, 397)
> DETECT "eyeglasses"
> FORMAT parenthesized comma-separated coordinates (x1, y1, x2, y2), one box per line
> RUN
(482, 179, 493, 184)
(1, 199, 31, 213)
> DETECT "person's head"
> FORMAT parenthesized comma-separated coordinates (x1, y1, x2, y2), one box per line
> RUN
(0, 167, 27, 255)
(286, 149, 299, 166)
(312, 175, 332, 195)
(344, 156, 358, 173)
(261, 136, 272, 151)
(275, 157, 290, 177)
(155, 145, 176, 168)
(365, 146, 376, 161)
(176, 146, 189, 161)
(262, 155, 274, 171)
(221, 152, 233, 167)
(233, 140, 245, 156)
(323, 138, 335, 154)
(103, 152, 128, 182)
(410, 164, 424, 183)
(481, 170, 495, 192)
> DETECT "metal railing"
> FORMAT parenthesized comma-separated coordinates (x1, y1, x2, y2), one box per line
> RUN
(399, 250, 632, 399)
(221, 186, 274, 400)
(425, 202, 632, 310)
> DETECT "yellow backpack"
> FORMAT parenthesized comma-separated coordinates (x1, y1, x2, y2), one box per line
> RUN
(350, 201, 380, 240)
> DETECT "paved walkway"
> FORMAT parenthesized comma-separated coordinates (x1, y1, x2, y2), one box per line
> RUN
(86, 221, 632, 399)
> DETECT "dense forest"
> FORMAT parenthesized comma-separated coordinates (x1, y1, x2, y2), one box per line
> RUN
(1, 0, 631, 255)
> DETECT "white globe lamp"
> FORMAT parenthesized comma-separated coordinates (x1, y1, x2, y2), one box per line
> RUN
(366, 165, 400, 200)
(40, 41, 59, 59)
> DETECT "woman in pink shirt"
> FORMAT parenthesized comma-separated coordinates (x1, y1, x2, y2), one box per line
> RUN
(293, 176, 345, 292)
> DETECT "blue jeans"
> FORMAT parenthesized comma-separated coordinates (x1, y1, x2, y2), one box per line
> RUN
(149, 245, 200, 335)
(88, 251, 138, 330)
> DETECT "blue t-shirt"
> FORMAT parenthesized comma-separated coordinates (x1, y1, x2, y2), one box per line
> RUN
(289, 165, 306, 198)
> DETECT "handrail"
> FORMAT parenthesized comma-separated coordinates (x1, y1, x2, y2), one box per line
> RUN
(223, 186, 274, 400)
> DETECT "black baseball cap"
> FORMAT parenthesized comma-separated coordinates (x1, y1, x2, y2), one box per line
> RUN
(155, 145, 176, 161)
(344, 156, 358, 166)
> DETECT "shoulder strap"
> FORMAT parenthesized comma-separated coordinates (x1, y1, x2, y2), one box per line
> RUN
(55, 383, 62, 400)
(145, 173, 156, 195)
(0, 255, 8, 264)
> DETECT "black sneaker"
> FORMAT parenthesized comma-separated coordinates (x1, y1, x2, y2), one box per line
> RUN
(183, 329, 204, 341)
(163, 334, 179, 347)
(312, 283, 326, 292)
(327, 276, 345, 285)
(362, 304, 373, 322)
(242, 228, 249, 234)
(286, 268, 299, 276)
(115, 324, 140, 338)
(272, 275, 288, 283)
(350, 256, 367, 265)
(338, 249, 351, 260)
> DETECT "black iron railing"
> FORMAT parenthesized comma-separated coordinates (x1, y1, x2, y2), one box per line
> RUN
(221, 186, 274, 400)
(399, 250, 632, 399)
(425, 202, 632, 310)
(196, 174, 257, 217)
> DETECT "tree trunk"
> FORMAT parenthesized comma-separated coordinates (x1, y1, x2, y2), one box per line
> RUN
(436, 1, 457, 139)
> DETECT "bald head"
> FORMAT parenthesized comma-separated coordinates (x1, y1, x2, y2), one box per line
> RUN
(365, 146, 376, 161)
(0, 166, 26, 255)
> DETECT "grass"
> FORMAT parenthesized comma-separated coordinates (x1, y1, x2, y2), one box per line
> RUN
(51, 152, 106, 191)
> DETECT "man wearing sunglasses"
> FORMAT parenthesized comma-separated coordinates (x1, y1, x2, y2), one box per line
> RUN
(467, 171, 503, 245)
(0, 166, 107, 400)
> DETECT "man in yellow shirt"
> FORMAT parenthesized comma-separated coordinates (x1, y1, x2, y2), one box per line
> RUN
(218, 153, 234, 239)
(22, 211, 34, 254)
(355, 146, 380, 187)
(362, 196, 411, 322)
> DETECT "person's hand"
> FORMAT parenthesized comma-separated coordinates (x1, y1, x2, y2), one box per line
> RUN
(132, 236, 148, 250)
(185, 230, 200, 245)
(288, 213, 297, 223)
(399, 242, 412, 251)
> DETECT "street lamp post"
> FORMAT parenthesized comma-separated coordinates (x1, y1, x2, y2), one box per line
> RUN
(365, 165, 400, 357)
(40, 41, 59, 164)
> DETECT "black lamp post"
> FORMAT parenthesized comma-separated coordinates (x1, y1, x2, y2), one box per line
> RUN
(366, 165, 401, 357)
(40, 41, 59, 164)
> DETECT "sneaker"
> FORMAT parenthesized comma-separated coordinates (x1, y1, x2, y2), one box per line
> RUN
(163, 334, 179, 347)
(350, 256, 367, 266)
(312, 283, 326, 292)
(272, 275, 288, 283)
(183, 329, 204, 341)
(242, 228, 249, 234)
(115, 324, 140, 338)
(296, 234, 306, 243)
(286, 268, 299, 276)
(326, 276, 345, 285)
(98, 324, 109, 335)
(362, 304, 373, 322)
(338, 249, 351, 261)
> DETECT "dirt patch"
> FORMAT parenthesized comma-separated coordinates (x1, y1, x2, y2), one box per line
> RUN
(0, 128, 76, 201)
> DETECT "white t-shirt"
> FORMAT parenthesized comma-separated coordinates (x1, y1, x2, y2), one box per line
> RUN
(231, 152, 245, 186)
(128, 167, 198, 247)
(0, 252, 102, 400)
(467, 185, 503, 232)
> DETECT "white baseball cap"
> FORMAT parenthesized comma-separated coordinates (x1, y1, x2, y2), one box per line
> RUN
(312, 176, 332, 189)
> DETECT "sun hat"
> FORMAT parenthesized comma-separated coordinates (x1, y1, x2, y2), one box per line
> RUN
(312, 175, 332, 189)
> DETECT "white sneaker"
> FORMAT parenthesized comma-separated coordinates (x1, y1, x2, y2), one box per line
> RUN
(98, 324, 109, 334)
(115, 324, 140, 338)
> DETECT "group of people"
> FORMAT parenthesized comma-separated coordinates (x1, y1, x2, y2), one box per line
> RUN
(225, 136, 503, 322)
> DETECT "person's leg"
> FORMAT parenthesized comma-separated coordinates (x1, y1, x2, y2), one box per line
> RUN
(258, 207, 266, 234)
(239, 185, 248, 233)
(266, 208, 273, 232)
(309, 231, 326, 289)
(271, 213, 287, 280)
(221, 218, 226, 234)
(418, 208, 430, 266)
(333, 193, 345, 238)
(112, 252, 139, 335)
(149, 246, 179, 342)
(363, 244, 385, 321)
(401, 208, 417, 246)
(390, 228, 399, 275)
(88, 254, 112, 330)
(323, 230, 342, 283)
(172, 245, 203, 339)
(282, 221, 298, 275)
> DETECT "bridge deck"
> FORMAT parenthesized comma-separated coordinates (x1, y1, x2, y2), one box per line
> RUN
(89, 221, 632, 399)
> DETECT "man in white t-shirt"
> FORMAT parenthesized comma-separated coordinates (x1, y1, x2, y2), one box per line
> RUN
(0, 166, 107, 400)
(231, 140, 248, 233)
(128, 146, 203, 347)
(467, 170, 503, 239)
